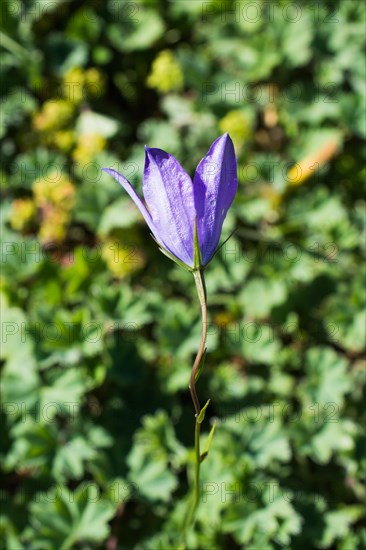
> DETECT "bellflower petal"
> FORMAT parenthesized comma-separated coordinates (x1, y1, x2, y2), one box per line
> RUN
(193, 133, 238, 265)
(101, 168, 160, 241)
(143, 147, 196, 267)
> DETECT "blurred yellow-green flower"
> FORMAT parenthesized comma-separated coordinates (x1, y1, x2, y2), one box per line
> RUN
(9, 199, 36, 232)
(33, 173, 75, 210)
(62, 67, 106, 104)
(219, 110, 252, 150)
(102, 239, 145, 279)
(85, 68, 106, 98)
(213, 310, 236, 328)
(53, 130, 75, 152)
(33, 173, 75, 244)
(62, 67, 85, 104)
(73, 132, 106, 165)
(38, 207, 70, 244)
(147, 50, 184, 94)
(33, 99, 74, 132)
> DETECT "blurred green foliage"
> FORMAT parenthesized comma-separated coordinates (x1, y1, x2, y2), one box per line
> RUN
(1, 0, 365, 548)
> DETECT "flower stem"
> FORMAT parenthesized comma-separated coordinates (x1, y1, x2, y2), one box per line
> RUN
(189, 269, 207, 415)
(184, 269, 207, 533)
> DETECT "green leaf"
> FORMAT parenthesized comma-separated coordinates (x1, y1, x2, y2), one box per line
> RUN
(45, 34, 88, 75)
(320, 507, 365, 547)
(129, 459, 177, 503)
(126, 411, 182, 502)
(197, 398, 211, 424)
(1, 294, 40, 416)
(200, 420, 217, 462)
(0, 88, 36, 138)
(29, 484, 116, 549)
(76, 110, 119, 138)
(239, 278, 287, 318)
(39, 369, 86, 421)
(52, 428, 112, 482)
(98, 197, 140, 235)
(107, 10, 164, 52)
(299, 346, 351, 406)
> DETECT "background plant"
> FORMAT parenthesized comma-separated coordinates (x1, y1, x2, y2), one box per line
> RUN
(1, 1, 365, 549)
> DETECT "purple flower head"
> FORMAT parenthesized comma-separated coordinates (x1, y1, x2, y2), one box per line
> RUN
(102, 133, 237, 270)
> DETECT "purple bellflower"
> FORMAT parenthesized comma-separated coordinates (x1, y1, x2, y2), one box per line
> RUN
(102, 133, 237, 271)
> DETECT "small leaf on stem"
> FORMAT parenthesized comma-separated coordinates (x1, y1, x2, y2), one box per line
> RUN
(197, 398, 210, 424)
(200, 420, 217, 462)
